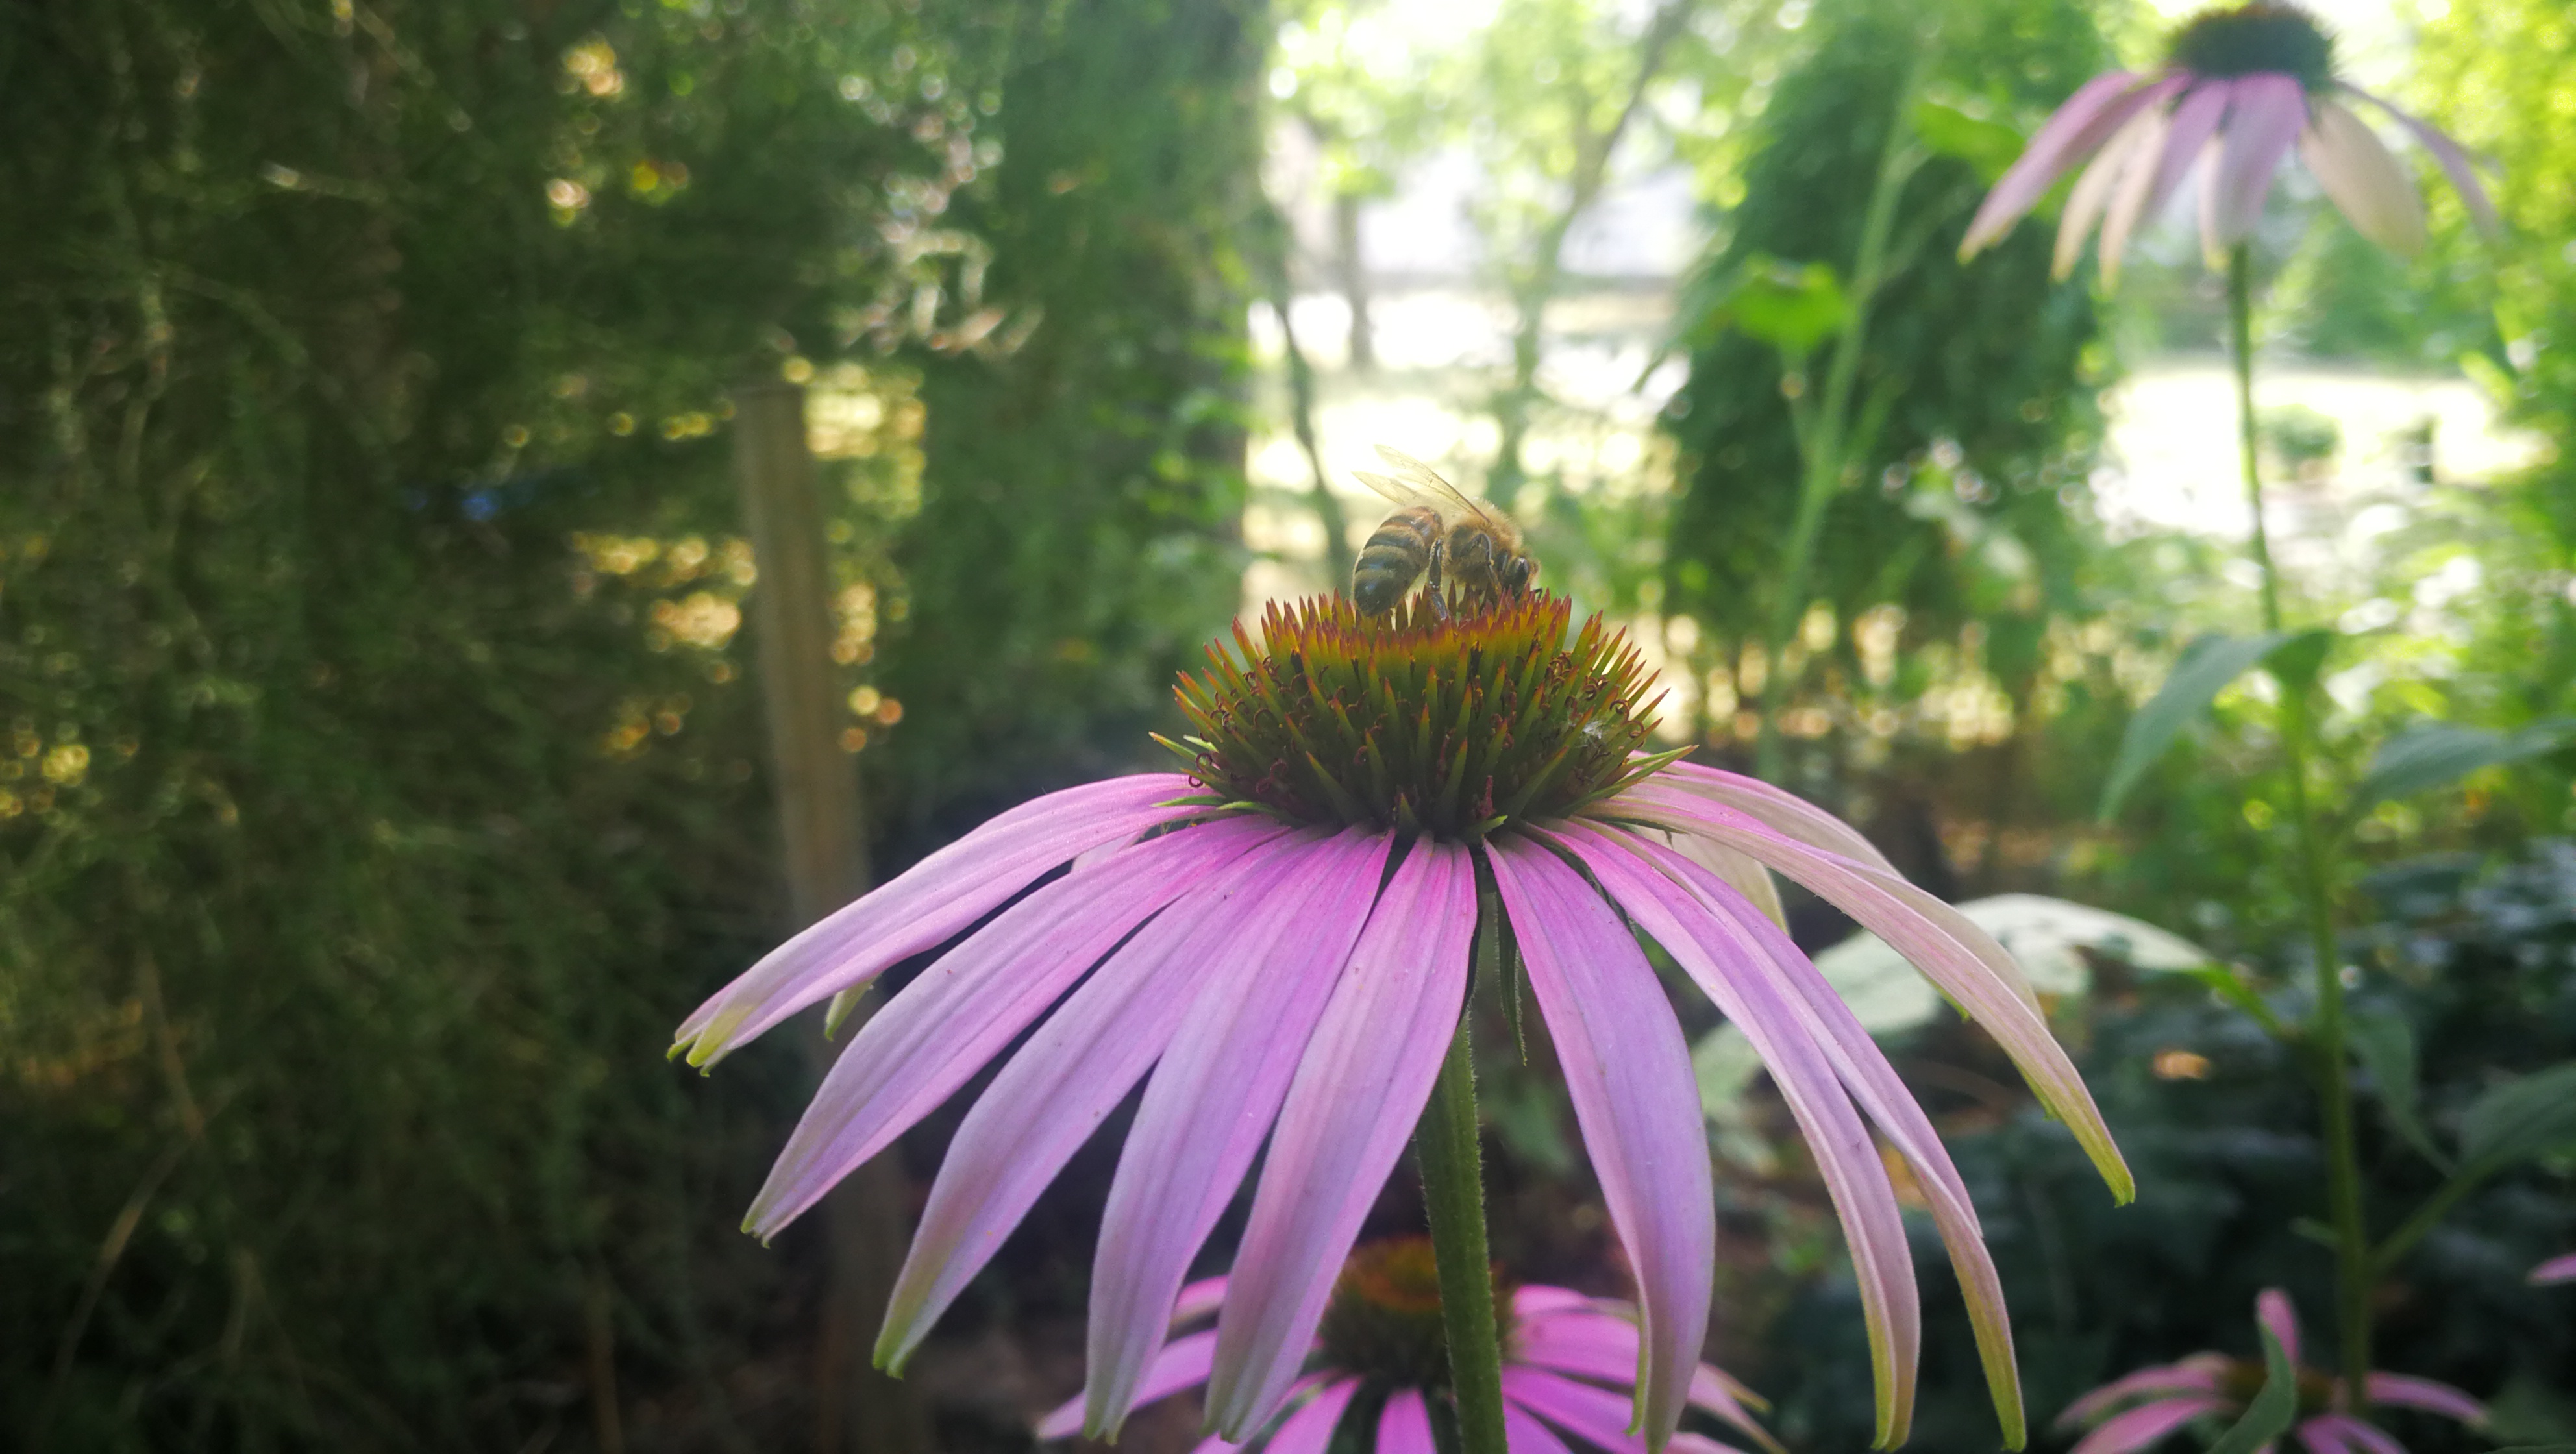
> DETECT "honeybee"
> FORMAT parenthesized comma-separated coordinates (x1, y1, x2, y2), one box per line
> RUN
(1349, 446, 1539, 618)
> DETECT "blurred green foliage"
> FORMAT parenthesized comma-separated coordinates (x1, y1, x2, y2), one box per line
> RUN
(0, 0, 1258, 1446)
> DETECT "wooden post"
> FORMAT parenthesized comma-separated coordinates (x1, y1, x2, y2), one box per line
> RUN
(731, 382, 932, 1454)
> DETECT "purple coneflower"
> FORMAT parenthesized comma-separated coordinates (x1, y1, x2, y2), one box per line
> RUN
(1036, 1238, 1781, 1454)
(2056, 1289, 2484, 1454)
(1958, 1, 2497, 286)
(674, 593, 2131, 1449)
(2532, 1253, 2576, 1287)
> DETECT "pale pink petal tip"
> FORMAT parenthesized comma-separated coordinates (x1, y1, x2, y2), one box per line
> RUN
(2301, 99, 2427, 256)
(1959, 71, 2153, 260)
(2346, 87, 2503, 237)
(2530, 1251, 2576, 1285)
(2069, 1396, 2228, 1454)
(2366, 1372, 2484, 1425)
(2254, 1289, 2301, 1367)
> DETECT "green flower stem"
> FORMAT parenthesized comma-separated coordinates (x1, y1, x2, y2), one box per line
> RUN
(1755, 45, 1929, 783)
(2229, 243, 2373, 1401)
(1417, 1018, 1507, 1454)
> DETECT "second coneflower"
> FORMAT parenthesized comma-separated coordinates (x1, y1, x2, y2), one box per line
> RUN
(1959, 1, 2498, 286)
(675, 591, 2132, 1451)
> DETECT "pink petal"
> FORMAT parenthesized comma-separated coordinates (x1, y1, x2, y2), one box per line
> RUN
(1571, 820, 2027, 1444)
(2098, 104, 2177, 288)
(1084, 830, 1394, 1436)
(1561, 826, 1921, 1448)
(1959, 72, 2176, 258)
(1258, 1377, 1360, 1454)
(1036, 1329, 1217, 1439)
(1597, 787, 2133, 1205)
(1380, 1389, 1439, 1454)
(1657, 761, 1900, 873)
(1515, 1311, 1782, 1454)
(874, 830, 1331, 1371)
(673, 774, 1198, 1065)
(1517, 1285, 1605, 1319)
(2365, 1374, 2484, 1424)
(2058, 1364, 2227, 1429)
(1505, 1366, 1670, 1453)
(2057, 106, 2163, 280)
(2255, 1289, 2303, 1368)
(1204, 841, 1478, 1438)
(2309, 1415, 2407, 1454)
(1174, 1275, 1231, 1325)
(2070, 1396, 2229, 1454)
(1488, 837, 1716, 1452)
(2208, 75, 2309, 256)
(2532, 1252, 2576, 1285)
(2145, 80, 2235, 224)
(2344, 88, 2501, 236)
(1507, 1401, 1581, 1454)
(747, 817, 1287, 1235)
(2297, 1417, 2357, 1454)
(2301, 99, 2426, 254)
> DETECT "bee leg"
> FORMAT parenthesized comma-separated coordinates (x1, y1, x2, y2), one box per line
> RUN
(1425, 537, 1450, 621)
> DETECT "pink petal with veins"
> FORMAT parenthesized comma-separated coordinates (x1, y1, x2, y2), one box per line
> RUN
(1083, 830, 1392, 1436)
(1489, 837, 1715, 1452)
(673, 774, 1196, 1064)
(1204, 842, 1477, 1438)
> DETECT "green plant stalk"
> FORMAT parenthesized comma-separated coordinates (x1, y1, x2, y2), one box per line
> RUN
(1418, 1018, 1506, 1454)
(2229, 243, 2372, 1401)
(2371, 1164, 2494, 1275)
(1754, 49, 1928, 783)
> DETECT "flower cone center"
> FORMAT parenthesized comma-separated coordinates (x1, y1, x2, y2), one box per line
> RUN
(2169, 2, 2334, 90)
(1169, 593, 1666, 840)
(2216, 1357, 2339, 1416)
(1315, 1237, 1512, 1390)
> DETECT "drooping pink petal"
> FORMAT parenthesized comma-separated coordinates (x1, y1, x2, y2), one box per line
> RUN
(2207, 74, 2310, 258)
(1959, 72, 2173, 258)
(1507, 1366, 1679, 1453)
(1596, 787, 2132, 1205)
(1517, 1285, 1605, 1319)
(2057, 1362, 2227, 1429)
(874, 831, 1331, 1371)
(1257, 1377, 1360, 1454)
(1657, 761, 1901, 872)
(1513, 1311, 1783, 1454)
(1507, 1401, 1582, 1454)
(747, 818, 1289, 1235)
(1488, 837, 1715, 1452)
(1569, 820, 2027, 1446)
(2342, 88, 2501, 236)
(2057, 105, 2164, 280)
(1174, 1275, 1231, 1325)
(673, 774, 1198, 1065)
(2255, 1289, 2303, 1368)
(2070, 1396, 2229, 1454)
(2144, 80, 2235, 225)
(2309, 1415, 2407, 1454)
(2301, 99, 2427, 254)
(2098, 103, 2177, 289)
(1084, 830, 1394, 1436)
(1562, 828, 1921, 1449)
(2532, 1252, 2576, 1285)
(1380, 1389, 1439, 1454)
(1648, 826, 1787, 928)
(2296, 1416, 2357, 1454)
(1183, 1372, 1331, 1454)
(2364, 1374, 2484, 1424)
(1204, 841, 1478, 1438)
(1036, 1329, 1217, 1439)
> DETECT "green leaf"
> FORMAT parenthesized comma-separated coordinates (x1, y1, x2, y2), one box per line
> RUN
(1912, 98, 2027, 182)
(1702, 256, 1850, 358)
(2182, 962, 2286, 1039)
(2205, 1323, 2299, 1454)
(2460, 1061, 2576, 1172)
(2098, 630, 2331, 821)
(2351, 719, 2576, 812)
(2350, 1008, 2450, 1171)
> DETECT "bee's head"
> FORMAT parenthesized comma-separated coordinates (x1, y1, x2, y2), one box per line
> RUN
(1502, 552, 1539, 597)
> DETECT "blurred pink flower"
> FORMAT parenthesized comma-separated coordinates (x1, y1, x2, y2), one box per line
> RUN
(1035, 1240, 1782, 1454)
(673, 595, 2130, 1449)
(1958, 1, 2498, 287)
(2531, 1253, 2576, 1286)
(2055, 1289, 2484, 1454)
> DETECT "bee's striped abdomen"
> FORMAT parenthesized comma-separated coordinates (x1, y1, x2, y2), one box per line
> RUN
(1352, 505, 1441, 614)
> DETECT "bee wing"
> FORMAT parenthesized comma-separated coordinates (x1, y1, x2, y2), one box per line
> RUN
(1355, 445, 1502, 527)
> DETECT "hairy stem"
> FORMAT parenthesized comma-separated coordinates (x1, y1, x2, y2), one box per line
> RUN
(2229, 243, 2372, 1399)
(1418, 1018, 1505, 1454)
